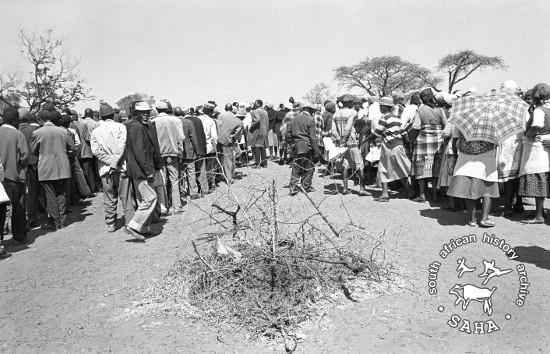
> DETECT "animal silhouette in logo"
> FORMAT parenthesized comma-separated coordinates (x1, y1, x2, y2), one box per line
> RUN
(478, 260, 512, 285)
(456, 257, 476, 278)
(449, 284, 497, 315)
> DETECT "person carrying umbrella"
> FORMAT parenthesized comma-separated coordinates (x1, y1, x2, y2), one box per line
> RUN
(447, 88, 530, 227)
(517, 83, 550, 224)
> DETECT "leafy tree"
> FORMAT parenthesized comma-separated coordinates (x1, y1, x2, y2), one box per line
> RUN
(0, 30, 93, 112)
(303, 82, 334, 105)
(116, 93, 155, 116)
(438, 50, 506, 93)
(334, 56, 441, 97)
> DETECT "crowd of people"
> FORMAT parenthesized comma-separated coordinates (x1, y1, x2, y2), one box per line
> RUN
(0, 80, 549, 254)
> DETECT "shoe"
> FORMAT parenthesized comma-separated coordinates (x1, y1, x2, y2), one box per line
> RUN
(172, 207, 185, 214)
(520, 218, 545, 225)
(412, 197, 426, 203)
(358, 189, 371, 196)
(467, 221, 478, 227)
(41, 223, 58, 231)
(0, 245, 6, 256)
(374, 196, 390, 202)
(107, 224, 116, 233)
(125, 226, 146, 241)
(479, 219, 496, 228)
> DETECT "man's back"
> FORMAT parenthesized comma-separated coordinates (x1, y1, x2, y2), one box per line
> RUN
(218, 111, 243, 146)
(18, 122, 40, 165)
(0, 125, 28, 182)
(125, 120, 155, 179)
(32, 123, 72, 181)
(152, 113, 184, 157)
(287, 112, 318, 154)
(186, 116, 207, 156)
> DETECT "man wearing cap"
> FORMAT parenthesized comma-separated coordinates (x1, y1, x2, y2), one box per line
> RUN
(0, 108, 30, 242)
(249, 99, 269, 168)
(31, 110, 74, 230)
(91, 102, 135, 233)
(81, 108, 99, 192)
(218, 103, 243, 184)
(152, 100, 185, 214)
(198, 103, 219, 191)
(285, 103, 321, 195)
(332, 96, 369, 195)
(124, 101, 159, 240)
(184, 108, 209, 196)
(175, 106, 200, 199)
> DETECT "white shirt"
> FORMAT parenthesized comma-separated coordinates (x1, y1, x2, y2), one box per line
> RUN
(90, 119, 127, 176)
(400, 104, 418, 130)
(198, 114, 218, 154)
(368, 102, 382, 133)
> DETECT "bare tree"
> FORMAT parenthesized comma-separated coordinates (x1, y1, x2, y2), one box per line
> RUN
(0, 73, 21, 110)
(303, 82, 334, 105)
(334, 56, 441, 97)
(438, 50, 506, 93)
(0, 30, 93, 112)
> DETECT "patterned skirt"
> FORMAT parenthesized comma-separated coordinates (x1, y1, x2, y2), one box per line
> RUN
(518, 173, 549, 198)
(413, 127, 444, 179)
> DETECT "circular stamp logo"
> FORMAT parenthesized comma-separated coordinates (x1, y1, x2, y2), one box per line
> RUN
(427, 232, 530, 334)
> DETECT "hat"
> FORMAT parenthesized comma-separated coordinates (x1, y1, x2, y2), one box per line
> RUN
(284, 102, 293, 110)
(203, 102, 216, 112)
(181, 105, 190, 115)
(532, 83, 550, 100)
(442, 93, 457, 106)
(378, 97, 395, 107)
(99, 102, 114, 117)
(303, 103, 315, 110)
(134, 101, 151, 111)
(266, 103, 274, 109)
(292, 102, 303, 110)
(155, 100, 169, 110)
(324, 101, 335, 110)
(339, 94, 355, 103)
(208, 100, 217, 107)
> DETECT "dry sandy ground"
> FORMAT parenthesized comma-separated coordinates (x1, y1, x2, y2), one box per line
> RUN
(1, 164, 549, 353)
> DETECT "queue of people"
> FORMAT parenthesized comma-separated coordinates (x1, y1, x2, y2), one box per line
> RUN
(0, 81, 549, 254)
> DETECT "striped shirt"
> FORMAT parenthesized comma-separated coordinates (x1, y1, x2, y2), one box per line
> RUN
(373, 113, 407, 149)
(332, 108, 358, 147)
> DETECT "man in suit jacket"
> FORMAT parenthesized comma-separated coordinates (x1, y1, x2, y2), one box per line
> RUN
(175, 106, 200, 199)
(218, 103, 243, 184)
(124, 102, 158, 240)
(249, 99, 269, 168)
(18, 110, 43, 226)
(185, 111, 209, 196)
(0, 108, 30, 242)
(30, 110, 74, 230)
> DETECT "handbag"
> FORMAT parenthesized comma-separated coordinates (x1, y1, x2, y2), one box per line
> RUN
(0, 182, 10, 204)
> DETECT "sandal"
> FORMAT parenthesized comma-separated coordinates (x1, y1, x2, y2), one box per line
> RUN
(374, 196, 390, 202)
(520, 219, 545, 225)
(479, 219, 496, 228)
(467, 221, 477, 227)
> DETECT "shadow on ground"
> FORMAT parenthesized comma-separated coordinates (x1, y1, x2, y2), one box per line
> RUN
(512, 245, 550, 270)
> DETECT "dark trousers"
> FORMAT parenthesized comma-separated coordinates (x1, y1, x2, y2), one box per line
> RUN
(0, 179, 27, 241)
(181, 159, 199, 197)
(253, 146, 267, 167)
(289, 152, 315, 191)
(26, 165, 43, 222)
(80, 158, 96, 193)
(42, 179, 68, 228)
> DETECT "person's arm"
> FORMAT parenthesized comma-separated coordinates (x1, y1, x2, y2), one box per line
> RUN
(250, 110, 260, 128)
(17, 132, 30, 167)
(230, 123, 243, 143)
(372, 117, 386, 137)
(30, 132, 40, 156)
(64, 130, 75, 157)
(341, 112, 357, 144)
(527, 108, 544, 139)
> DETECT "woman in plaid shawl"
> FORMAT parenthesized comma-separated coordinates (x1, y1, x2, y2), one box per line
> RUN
(410, 88, 447, 202)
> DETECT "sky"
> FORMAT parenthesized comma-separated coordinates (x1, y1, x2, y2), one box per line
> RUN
(1, 0, 549, 113)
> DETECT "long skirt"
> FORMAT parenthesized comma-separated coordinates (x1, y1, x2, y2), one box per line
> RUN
(518, 173, 549, 198)
(413, 127, 444, 179)
(378, 143, 411, 183)
(447, 176, 499, 199)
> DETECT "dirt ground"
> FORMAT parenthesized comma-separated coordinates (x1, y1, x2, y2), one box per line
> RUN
(1, 163, 549, 353)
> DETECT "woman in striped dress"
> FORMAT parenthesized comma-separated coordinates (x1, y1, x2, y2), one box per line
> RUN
(410, 88, 447, 202)
(372, 97, 412, 201)
(517, 83, 550, 224)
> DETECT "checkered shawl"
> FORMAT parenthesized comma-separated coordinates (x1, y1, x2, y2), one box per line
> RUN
(449, 91, 529, 143)
(314, 113, 323, 146)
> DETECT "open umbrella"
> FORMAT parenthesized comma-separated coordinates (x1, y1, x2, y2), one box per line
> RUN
(449, 90, 529, 144)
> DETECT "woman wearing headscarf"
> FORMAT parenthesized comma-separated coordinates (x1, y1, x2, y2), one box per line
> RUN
(410, 88, 447, 202)
(517, 83, 550, 224)
(496, 80, 527, 216)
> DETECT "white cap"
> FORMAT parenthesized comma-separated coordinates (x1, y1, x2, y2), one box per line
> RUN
(155, 100, 169, 110)
(135, 101, 151, 111)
